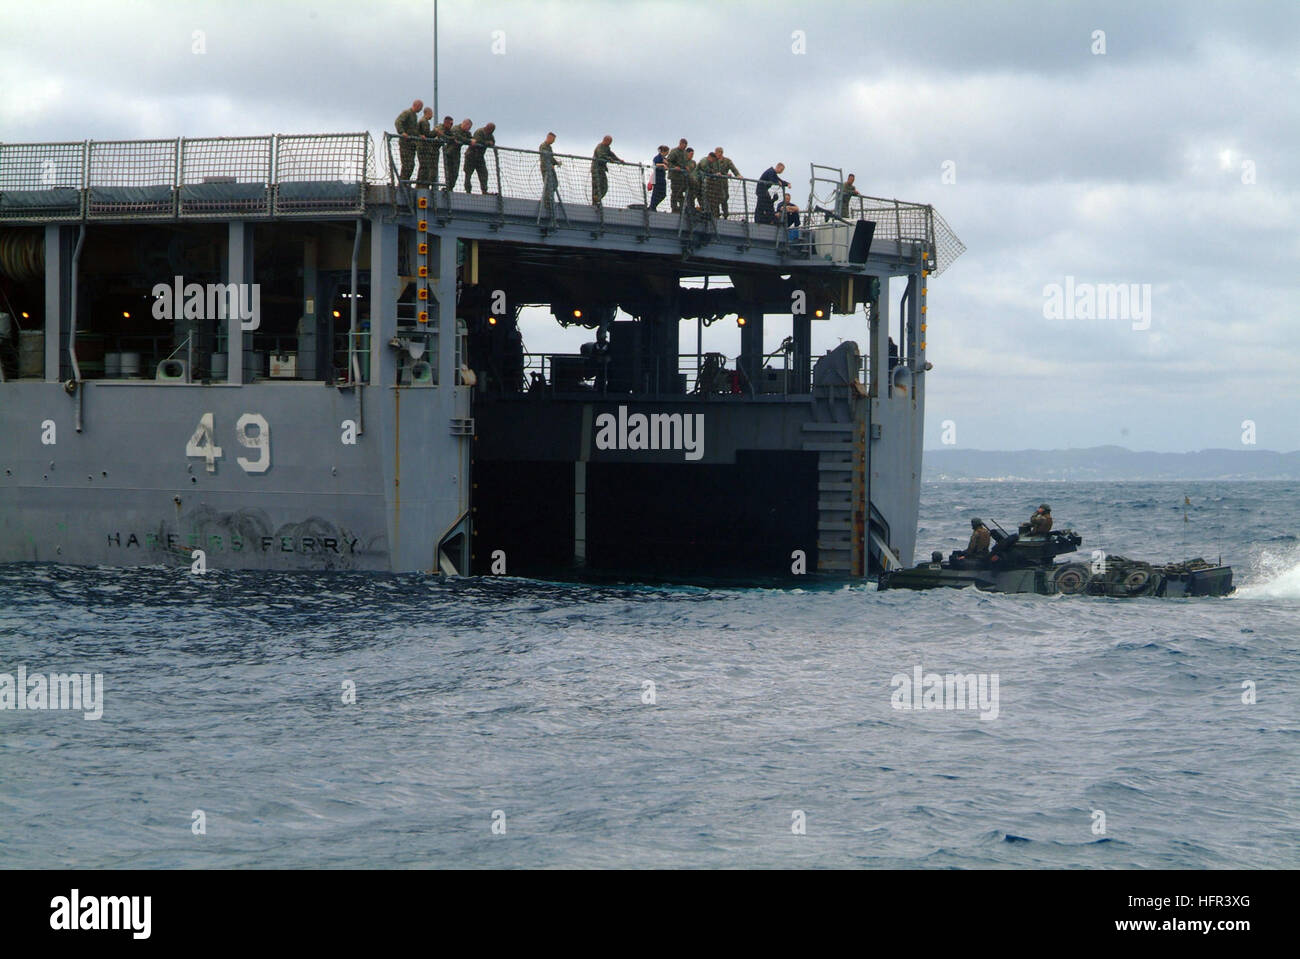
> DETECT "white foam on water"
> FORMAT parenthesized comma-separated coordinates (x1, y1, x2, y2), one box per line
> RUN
(1235, 548, 1300, 599)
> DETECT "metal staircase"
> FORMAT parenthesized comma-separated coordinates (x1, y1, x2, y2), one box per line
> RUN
(802, 418, 865, 574)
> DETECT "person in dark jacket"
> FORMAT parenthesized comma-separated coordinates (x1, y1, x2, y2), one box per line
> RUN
(649, 145, 669, 210)
(755, 162, 789, 224)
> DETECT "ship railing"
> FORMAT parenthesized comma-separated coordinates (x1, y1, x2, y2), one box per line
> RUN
(0, 134, 374, 222)
(379, 135, 808, 256)
(504, 350, 831, 398)
(798, 191, 966, 276)
(342, 329, 371, 385)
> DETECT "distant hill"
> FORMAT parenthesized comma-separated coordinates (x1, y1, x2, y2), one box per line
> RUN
(923, 446, 1300, 481)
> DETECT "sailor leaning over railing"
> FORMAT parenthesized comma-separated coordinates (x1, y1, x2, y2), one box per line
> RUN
(711, 147, 742, 217)
(755, 162, 790, 224)
(442, 119, 473, 190)
(464, 122, 497, 194)
(590, 135, 623, 207)
(538, 131, 562, 212)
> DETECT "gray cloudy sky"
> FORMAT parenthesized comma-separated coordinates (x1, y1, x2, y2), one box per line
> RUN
(3, 0, 1297, 452)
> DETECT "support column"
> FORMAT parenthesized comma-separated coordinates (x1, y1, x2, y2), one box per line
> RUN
(574, 461, 587, 566)
(43, 225, 69, 382)
(227, 222, 250, 384)
(434, 234, 458, 389)
(906, 272, 921, 367)
(874, 275, 890, 396)
(656, 305, 680, 394)
(369, 221, 398, 387)
(792, 310, 811, 394)
(299, 236, 319, 379)
(739, 308, 764, 392)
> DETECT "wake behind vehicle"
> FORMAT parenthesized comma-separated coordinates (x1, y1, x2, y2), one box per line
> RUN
(878, 526, 1234, 597)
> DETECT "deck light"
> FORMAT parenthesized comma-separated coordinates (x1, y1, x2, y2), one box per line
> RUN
(122, 311, 130, 318)
(572, 309, 582, 319)
(814, 308, 824, 318)
(333, 310, 342, 317)
(736, 315, 746, 327)
(488, 316, 497, 326)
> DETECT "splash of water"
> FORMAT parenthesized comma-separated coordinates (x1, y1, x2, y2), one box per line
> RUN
(1235, 547, 1300, 599)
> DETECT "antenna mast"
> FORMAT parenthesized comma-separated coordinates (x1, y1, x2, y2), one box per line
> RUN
(433, 0, 439, 122)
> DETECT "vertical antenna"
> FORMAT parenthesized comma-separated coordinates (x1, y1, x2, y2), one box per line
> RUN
(433, 0, 439, 123)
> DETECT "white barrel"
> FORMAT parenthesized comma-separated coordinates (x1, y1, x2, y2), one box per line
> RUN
(105, 352, 121, 378)
(119, 352, 141, 377)
(18, 330, 44, 377)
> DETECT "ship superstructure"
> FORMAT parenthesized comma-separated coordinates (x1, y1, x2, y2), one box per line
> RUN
(0, 133, 963, 578)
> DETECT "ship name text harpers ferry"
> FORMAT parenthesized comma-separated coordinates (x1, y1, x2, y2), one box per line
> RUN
(595, 406, 704, 461)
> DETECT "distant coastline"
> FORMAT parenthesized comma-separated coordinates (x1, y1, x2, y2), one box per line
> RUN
(924, 446, 1300, 481)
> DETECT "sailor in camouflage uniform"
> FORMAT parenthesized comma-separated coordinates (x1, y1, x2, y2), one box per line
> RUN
(683, 148, 700, 212)
(665, 138, 689, 212)
(415, 107, 437, 187)
(394, 99, 423, 182)
(539, 132, 562, 213)
(837, 173, 861, 218)
(1027, 504, 1053, 534)
(464, 122, 496, 194)
(442, 119, 472, 192)
(697, 150, 719, 217)
(591, 135, 622, 206)
(712, 147, 741, 217)
(955, 518, 991, 567)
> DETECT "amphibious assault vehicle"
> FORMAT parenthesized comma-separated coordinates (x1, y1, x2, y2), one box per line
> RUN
(877, 528, 1234, 597)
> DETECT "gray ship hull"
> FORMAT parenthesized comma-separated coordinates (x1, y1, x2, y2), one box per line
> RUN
(0, 132, 962, 579)
(0, 380, 468, 571)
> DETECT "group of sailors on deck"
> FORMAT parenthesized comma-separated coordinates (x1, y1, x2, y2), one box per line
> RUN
(393, 98, 862, 234)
